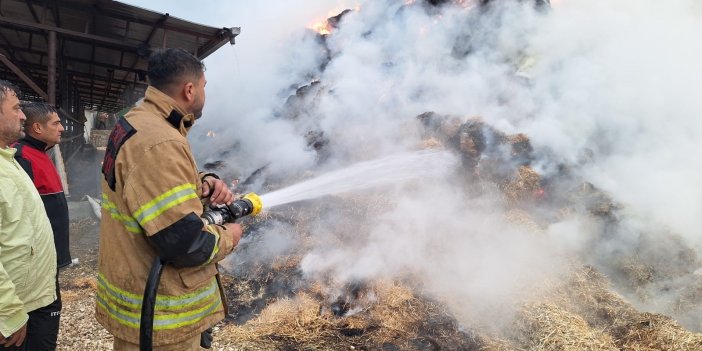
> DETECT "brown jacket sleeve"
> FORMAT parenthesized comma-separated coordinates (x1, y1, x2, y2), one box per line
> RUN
(122, 140, 233, 267)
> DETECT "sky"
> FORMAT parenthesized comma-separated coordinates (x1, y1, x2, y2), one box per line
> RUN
(121, 0, 702, 332)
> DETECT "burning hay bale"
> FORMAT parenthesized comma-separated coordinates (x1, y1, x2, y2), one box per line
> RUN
(455, 118, 507, 169)
(420, 137, 445, 149)
(553, 266, 640, 330)
(225, 292, 332, 344)
(416, 111, 464, 142)
(514, 303, 618, 351)
(505, 209, 544, 234)
(507, 133, 534, 165)
(281, 80, 323, 121)
(502, 165, 542, 206)
(218, 280, 510, 350)
(543, 266, 702, 351)
(612, 313, 702, 351)
(616, 256, 655, 298)
(568, 182, 620, 221)
(673, 276, 702, 332)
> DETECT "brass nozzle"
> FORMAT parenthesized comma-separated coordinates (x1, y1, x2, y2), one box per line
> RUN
(242, 192, 263, 215)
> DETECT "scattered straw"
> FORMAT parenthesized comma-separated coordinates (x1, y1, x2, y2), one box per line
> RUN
(516, 303, 618, 350)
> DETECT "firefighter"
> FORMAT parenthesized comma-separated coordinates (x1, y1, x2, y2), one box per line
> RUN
(95, 48, 242, 350)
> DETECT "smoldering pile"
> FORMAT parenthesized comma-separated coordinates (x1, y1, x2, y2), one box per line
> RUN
(209, 103, 702, 349)
(191, 0, 702, 349)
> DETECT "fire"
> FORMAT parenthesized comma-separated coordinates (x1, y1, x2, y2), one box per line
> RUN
(308, 6, 359, 36)
(207, 130, 216, 137)
(310, 20, 333, 35)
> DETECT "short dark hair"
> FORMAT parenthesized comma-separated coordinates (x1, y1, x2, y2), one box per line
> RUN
(0, 80, 19, 105)
(147, 48, 205, 94)
(23, 102, 57, 127)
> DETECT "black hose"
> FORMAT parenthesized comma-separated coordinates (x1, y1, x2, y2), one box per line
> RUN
(140, 256, 164, 351)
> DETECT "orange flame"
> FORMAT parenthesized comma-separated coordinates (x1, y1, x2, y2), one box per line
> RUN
(310, 20, 333, 35)
(308, 5, 359, 36)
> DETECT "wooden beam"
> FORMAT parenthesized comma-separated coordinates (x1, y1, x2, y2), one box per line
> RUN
(47, 30, 56, 104)
(0, 43, 143, 75)
(0, 15, 137, 50)
(24, 0, 41, 23)
(0, 53, 48, 100)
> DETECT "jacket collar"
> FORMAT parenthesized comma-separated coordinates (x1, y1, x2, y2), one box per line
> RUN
(20, 134, 52, 151)
(142, 86, 196, 137)
(0, 146, 16, 159)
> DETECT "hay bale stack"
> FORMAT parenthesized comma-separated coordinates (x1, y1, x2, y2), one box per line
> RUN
(515, 303, 618, 350)
(420, 137, 445, 149)
(505, 209, 544, 234)
(546, 266, 702, 350)
(369, 283, 426, 333)
(555, 266, 640, 329)
(221, 292, 334, 350)
(615, 256, 655, 299)
(673, 277, 702, 331)
(507, 133, 533, 161)
(416, 111, 464, 142)
(569, 182, 619, 221)
(456, 118, 507, 167)
(503, 166, 542, 205)
(219, 280, 511, 350)
(611, 313, 702, 351)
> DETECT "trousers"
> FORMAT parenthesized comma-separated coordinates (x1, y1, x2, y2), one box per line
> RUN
(4, 284, 61, 351)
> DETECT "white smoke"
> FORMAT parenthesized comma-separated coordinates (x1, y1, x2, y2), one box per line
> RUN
(524, 0, 702, 248)
(128, 0, 702, 331)
(282, 0, 702, 329)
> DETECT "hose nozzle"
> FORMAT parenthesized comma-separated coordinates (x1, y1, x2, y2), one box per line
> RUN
(202, 192, 263, 225)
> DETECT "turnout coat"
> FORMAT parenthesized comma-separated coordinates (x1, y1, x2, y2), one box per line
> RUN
(95, 87, 236, 346)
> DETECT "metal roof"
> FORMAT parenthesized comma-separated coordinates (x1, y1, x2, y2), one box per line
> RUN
(0, 0, 239, 114)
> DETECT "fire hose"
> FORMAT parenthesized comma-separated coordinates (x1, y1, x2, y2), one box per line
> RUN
(139, 193, 263, 351)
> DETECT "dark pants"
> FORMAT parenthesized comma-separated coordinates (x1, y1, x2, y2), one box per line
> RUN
(6, 279, 61, 351)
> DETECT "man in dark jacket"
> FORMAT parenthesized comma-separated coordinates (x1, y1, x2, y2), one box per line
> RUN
(12, 102, 69, 351)
(14, 102, 72, 269)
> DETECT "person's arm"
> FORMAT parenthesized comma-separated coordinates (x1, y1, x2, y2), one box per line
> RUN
(0, 263, 28, 344)
(0, 197, 29, 344)
(124, 141, 239, 267)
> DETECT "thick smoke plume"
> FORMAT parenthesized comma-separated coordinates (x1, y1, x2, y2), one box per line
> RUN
(145, 0, 702, 331)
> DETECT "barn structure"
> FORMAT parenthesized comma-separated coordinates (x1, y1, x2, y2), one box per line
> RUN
(0, 0, 239, 197)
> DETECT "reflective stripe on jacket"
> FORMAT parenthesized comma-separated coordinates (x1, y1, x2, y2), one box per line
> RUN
(95, 87, 237, 346)
(0, 147, 57, 337)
